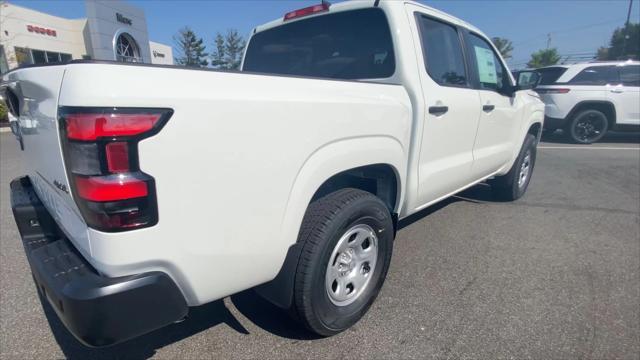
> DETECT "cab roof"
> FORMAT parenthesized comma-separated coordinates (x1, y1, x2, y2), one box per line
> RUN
(252, 0, 483, 37)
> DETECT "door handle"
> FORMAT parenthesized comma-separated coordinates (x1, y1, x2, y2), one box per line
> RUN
(483, 104, 495, 112)
(610, 89, 623, 93)
(428, 105, 448, 115)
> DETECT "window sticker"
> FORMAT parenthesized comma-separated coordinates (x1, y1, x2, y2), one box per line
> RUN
(474, 46, 497, 85)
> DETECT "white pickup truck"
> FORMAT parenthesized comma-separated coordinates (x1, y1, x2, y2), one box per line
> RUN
(3, 0, 544, 347)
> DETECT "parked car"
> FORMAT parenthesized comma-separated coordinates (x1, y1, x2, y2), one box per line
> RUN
(533, 61, 640, 144)
(2, 0, 544, 347)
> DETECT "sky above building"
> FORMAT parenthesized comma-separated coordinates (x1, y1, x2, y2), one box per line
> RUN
(6, 0, 640, 69)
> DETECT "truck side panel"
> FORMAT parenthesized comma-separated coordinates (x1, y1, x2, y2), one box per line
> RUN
(58, 64, 412, 305)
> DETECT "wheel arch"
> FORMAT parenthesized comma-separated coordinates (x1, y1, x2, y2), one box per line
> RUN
(310, 164, 400, 214)
(281, 136, 406, 240)
(501, 106, 544, 176)
(566, 100, 617, 129)
(527, 122, 543, 142)
(254, 136, 406, 309)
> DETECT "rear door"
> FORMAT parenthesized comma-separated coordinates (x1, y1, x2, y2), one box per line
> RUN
(608, 64, 640, 126)
(407, 6, 482, 206)
(566, 65, 613, 103)
(463, 31, 520, 177)
(2, 66, 90, 253)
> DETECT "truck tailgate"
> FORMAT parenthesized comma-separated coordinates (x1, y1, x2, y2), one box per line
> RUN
(2, 66, 91, 255)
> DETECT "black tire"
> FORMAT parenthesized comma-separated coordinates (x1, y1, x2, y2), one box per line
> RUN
(490, 134, 537, 201)
(292, 188, 394, 336)
(565, 109, 609, 144)
(541, 128, 556, 137)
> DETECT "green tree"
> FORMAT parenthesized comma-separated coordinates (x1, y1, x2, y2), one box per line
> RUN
(527, 48, 561, 68)
(597, 23, 639, 60)
(223, 29, 246, 70)
(596, 46, 609, 60)
(0, 100, 8, 123)
(210, 33, 226, 68)
(491, 37, 514, 59)
(208, 29, 246, 70)
(174, 27, 208, 67)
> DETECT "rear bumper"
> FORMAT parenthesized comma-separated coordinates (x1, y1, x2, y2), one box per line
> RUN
(10, 176, 188, 347)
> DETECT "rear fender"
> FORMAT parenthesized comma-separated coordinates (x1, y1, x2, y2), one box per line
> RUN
(280, 136, 406, 247)
(256, 136, 406, 308)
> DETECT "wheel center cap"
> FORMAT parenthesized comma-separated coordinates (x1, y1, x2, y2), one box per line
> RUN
(338, 248, 356, 276)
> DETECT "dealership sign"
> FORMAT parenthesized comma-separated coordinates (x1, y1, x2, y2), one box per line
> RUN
(27, 25, 56, 37)
(152, 50, 165, 58)
(116, 13, 132, 25)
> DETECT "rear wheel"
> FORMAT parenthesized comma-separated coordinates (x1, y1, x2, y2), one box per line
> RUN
(490, 134, 537, 201)
(292, 188, 394, 336)
(566, 109, 609, 144)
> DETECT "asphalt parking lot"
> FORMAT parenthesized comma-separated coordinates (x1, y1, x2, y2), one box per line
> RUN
(1, 131, 639, 359)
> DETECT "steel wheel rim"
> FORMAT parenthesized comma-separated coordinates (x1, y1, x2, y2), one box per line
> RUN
(518, 151, 531, 188)
(575, 113, 605, 142)
(325, 224, 379, 306)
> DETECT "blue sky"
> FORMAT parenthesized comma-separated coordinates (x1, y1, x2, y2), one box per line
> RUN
(8, 0, 640, 69)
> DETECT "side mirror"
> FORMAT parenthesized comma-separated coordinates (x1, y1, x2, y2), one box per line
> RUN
(515, 70, 540, 90)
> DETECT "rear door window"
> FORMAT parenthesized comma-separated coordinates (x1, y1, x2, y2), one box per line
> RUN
(243, 8, 395, 79)
(619, 65, 640, 87)
(416, 15, 468, 87)
(569, 66, 618, 85)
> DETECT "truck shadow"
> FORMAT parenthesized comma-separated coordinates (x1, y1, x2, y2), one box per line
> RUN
(40, 293, 249, 359)
(42, 183, 498, 358)
(399, 182, 499, 230)
(42, 287, 315, 359)
(229, 290, 320, 340)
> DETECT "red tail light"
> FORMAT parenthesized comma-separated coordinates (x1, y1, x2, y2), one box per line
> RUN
(66, 113, 162, 141)
(105, 142, 130, 173)
(59, 107, 172, 232)
(75, 175, 148, 202)
(284, 2, 330, 21)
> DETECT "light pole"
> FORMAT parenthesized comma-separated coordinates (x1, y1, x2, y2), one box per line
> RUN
(621, 0, 633, 59)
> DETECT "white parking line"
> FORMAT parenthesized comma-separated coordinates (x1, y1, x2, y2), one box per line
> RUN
(539, 146, 640, 150)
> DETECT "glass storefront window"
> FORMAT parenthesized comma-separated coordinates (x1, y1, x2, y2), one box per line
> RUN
(12, 48, 71, 66)
(32, 50, 47, 64)
(14, 47, 33, 66)
(115, 32, 142, 62)
(46, 51, 60, 63)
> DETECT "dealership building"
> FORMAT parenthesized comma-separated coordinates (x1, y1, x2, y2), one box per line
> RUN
(0, 0, 173, 74)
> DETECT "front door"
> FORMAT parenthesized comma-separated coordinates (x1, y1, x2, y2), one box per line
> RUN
(464, 31, 521, 177)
